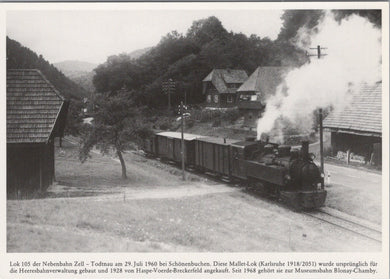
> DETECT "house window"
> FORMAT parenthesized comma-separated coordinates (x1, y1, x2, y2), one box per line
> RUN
(227, 95, 233, 103)
(214, 95, 219, 103)
(207, 95, 211, 103)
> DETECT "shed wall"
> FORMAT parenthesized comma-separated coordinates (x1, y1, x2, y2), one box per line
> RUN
(330, 132, 381, 165)
(7, 143, 54, 197)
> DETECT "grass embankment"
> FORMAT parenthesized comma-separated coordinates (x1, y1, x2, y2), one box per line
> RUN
(7, 139, 380, 252)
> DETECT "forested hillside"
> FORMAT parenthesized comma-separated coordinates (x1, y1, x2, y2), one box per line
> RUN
(92, 16, 307, 108)
(54, 60, 97, 93)
(7, 37, 89, 100)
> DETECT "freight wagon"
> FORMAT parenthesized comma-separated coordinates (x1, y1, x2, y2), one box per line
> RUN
(143, 131, 326, 210)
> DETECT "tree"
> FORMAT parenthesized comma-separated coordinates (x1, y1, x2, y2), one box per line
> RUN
(79, 89, 152, 179)
(277, 10, 325, 43)
(332, 10, 381, 28)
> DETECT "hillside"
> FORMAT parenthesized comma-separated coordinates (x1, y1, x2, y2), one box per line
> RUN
(54, 60, 97, 75)
(128, 47, 152, 59)
(6, 37, 89, 100)
(53, 47, 150, 93)
(54, 60, 97, 93)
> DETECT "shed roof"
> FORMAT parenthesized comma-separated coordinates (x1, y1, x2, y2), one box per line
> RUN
(203, 69, 248, 94)
(7, 69, 66, 144)
(237, 66, 290, 102)
(323, 82, 382, 136)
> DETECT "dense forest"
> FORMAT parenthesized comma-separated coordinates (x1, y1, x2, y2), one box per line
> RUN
(92, 10, 381, 108)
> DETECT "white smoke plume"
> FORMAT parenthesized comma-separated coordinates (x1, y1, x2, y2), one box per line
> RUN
(257, 12, 382, 140)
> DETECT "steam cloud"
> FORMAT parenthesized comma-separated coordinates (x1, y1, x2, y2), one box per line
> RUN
(257, 12, 382, 140)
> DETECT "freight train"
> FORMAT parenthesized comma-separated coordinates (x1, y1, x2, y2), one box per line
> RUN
(143, 131, 326, 210)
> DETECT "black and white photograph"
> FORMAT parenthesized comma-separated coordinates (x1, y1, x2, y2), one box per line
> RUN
(2, 2, 389, 278)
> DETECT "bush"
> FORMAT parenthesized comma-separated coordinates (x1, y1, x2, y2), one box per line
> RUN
(160, 122, 171, 130)
(189, 107, 240, 125)
(221, 108, 240, 123)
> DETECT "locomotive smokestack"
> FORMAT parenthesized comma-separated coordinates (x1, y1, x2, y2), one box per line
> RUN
(301, 141, 309, 159)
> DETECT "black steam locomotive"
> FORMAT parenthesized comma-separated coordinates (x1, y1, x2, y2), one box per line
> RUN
(143, 131, 326, 210)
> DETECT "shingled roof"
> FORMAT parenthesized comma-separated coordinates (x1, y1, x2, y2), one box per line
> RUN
(323, 82, 382, 137)
(7, 69, 66, 143)
(237, 66, 290, 102)
(203, 69, 248, 94)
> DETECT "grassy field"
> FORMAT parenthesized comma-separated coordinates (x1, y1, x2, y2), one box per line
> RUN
(7, 138, 381, 252)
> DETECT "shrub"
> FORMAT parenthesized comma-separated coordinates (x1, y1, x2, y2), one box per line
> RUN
(186, 119, 195, 128)
(221, 108, 240, 123)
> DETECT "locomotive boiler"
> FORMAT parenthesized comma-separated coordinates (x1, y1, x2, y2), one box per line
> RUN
(143, 131, 326, 210)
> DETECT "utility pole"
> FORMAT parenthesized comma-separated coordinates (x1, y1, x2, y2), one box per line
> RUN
(308, 45, 327, 59)
(308, 45, 327, 188)
(180, 101, 185, 181)
(319, 108, 325, 189)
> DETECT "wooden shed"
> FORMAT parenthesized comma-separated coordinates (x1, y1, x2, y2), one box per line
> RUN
(323, 82, 382, 166)
(7, 69, 69, 197)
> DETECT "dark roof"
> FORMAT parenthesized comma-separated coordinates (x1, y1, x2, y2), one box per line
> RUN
(7, 69, 66, 144)
(237, 66, 290, 102)
(203, 69, 248, 94)
(323, 82, 382, 136)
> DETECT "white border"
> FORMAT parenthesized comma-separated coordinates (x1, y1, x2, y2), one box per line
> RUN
(1, 2, 388, 279)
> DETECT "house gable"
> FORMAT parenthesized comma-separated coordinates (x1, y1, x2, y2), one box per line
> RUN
(203, 69, 248, 95)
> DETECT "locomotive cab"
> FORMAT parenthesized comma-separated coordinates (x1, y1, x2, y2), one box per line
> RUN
(245, 139, 326, 210)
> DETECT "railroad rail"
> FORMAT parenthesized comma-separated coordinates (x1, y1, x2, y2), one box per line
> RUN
(305, 208, 381, 243)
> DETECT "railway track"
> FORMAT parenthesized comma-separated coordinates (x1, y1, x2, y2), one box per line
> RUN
(67, 138, 381, 243)
(305, 208, 382, 243)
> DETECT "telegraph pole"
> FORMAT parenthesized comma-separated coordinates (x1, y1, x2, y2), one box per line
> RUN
(308, 45, 327, 188)
(162, 79, 175, 111)
(180, 101, 185, 181)
(319, 108, 325, 189)
(308, 45, 327, 59)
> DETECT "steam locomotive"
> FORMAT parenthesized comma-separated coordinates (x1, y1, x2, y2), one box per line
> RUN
(143, 131, 326, 210)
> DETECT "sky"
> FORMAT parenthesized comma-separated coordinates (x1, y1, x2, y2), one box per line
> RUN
(7, 9, 284, 65)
